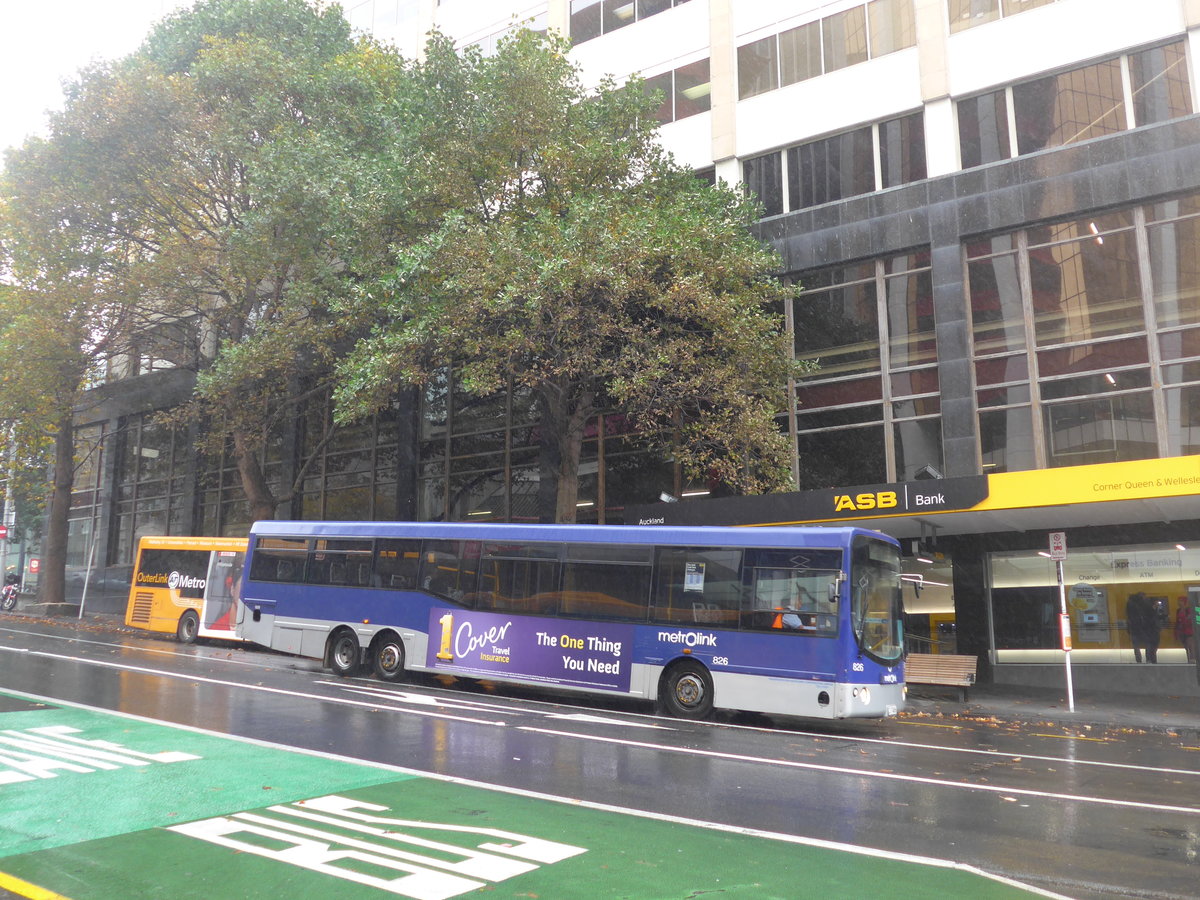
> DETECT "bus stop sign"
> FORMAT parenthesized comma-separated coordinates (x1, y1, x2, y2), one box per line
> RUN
(1048, 531, 1067, 561)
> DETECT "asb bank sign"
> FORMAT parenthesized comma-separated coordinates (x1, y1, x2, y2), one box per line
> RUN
(821, 476, 989, 520)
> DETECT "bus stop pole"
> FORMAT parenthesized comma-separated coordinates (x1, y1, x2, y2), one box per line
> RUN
(1056, 559, 1075, 713)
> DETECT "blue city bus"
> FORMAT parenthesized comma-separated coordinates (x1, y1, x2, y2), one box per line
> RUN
(237, 521, 905, 719)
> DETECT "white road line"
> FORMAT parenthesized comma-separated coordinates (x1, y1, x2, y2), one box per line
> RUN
(0, 684, 1073, 900)
(517, 725, 1200, 816)
(3, 642, 1197, 819)
(0, 645, 504, 727)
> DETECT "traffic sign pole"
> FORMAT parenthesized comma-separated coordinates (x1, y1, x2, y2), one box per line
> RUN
(1049, 532, 1075, 713)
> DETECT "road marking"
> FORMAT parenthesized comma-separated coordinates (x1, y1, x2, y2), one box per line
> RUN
(1032, 733, 1108, 743)
(6, 643, 1200, 784)
(0, 870, 73, 899)
(517, 725, 1200, 816)
(2, 687, 1072, 900)
(897, 720, 962, 729)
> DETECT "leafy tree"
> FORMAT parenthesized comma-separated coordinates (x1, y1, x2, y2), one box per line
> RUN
(336, 32, 798, 522)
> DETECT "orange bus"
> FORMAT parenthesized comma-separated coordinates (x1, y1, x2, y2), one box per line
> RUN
(124, 536, 248, 643)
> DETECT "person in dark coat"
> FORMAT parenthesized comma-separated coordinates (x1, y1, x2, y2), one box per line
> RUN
(1125, 592, 1160, 663)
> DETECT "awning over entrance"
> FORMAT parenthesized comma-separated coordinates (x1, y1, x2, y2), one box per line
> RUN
(626, 455, 1200, 540)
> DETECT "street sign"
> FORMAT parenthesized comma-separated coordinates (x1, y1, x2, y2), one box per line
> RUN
(27, 558, 39, 574)
(1048, 531, 1067, 560)
(0, 524, 8, 539)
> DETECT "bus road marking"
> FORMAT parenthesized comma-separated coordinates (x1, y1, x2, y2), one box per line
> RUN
(896, 720, 962, 729)
(4, 687, 1073, 900)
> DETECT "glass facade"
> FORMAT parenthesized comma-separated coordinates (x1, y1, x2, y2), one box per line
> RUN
(791, 251, 938, 487)
(570, 0, 691, 45)
(644, 58, 711, 125)
(957, 41, 1192, 168)
(967, 189, 1200, 471)
(990, 542, 1198, 664)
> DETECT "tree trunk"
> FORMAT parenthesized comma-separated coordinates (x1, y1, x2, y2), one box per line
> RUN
(39, 413, 74, 605)
(233, 429, 279, 523)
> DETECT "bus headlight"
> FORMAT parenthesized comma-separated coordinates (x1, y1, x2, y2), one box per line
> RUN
(857, 687, 871, 705)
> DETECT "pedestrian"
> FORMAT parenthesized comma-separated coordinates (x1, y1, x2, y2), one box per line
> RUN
(1175, 596, 1196, 664)
(1125, 592, 1160, 663)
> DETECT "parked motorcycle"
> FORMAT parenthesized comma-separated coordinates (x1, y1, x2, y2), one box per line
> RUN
(1, 574, 19, 611)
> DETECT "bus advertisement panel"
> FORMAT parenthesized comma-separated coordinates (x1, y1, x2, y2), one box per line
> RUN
(125, 536, 248, 643)
(238, 521, 905, 720)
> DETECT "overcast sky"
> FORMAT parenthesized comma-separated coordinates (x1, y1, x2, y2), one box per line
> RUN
(0, 1, 189, 161)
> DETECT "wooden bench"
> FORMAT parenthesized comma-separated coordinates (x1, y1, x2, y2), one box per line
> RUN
(904, 652, 978, 701)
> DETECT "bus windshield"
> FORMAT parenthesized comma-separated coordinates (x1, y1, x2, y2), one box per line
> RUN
(850, 535, 904, 664)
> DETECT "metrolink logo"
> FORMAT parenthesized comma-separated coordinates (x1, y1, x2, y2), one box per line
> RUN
(171, 794, 587, 900)
(833, 491, 898, 512)
(657, 630, 717, 647)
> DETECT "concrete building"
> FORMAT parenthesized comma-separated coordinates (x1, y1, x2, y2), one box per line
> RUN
(60, 0, 1200, 697)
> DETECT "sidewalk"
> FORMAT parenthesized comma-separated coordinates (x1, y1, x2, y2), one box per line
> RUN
(903, 681, 1200, 738)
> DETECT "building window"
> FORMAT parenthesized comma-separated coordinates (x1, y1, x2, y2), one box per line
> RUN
(644, 58, 711, 125)
(743, 111, 925, 217)
(990, 541, 1193, 665)
(742, 152, 784, 218)
(790, 252, 938, 487)
(967, 189, 1200, 471)
(957, 41, 1192, 169)
(948, 0, 1059, 34)
(737, 1, 916, 101)
(571, 0, 692, 45)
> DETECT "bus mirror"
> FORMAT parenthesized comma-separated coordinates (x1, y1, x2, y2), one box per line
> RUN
(828, 573, 845, 604)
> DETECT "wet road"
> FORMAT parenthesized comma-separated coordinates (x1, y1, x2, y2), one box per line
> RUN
(2, 618, 1198, 899)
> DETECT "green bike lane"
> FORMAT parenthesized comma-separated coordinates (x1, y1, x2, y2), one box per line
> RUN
(0, 689, 1066, 899)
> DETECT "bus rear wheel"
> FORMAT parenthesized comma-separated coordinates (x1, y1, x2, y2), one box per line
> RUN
(371, 633, 406, 682)
(176, 610, 199, 644)
(660, 661, 714, 720)
(329, 630, 361, 677)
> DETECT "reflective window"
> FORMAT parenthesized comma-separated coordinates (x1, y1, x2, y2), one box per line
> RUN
(868, 0, 916, 56)
(248, 538, 308, 584)
(797, 423, 886, 490)
(787, 126, 874, 209)
(375, 538, 422, 589)
(893, 417, 943, 481)
(1044, 393, 1156, 467)
(1130, 41, 1192, 125)
(793, 264, 879, 377)
(979, 406, 1036, 472)
(885, 253, 935, 369)
(602, 0, 636, 33)
(1165, 384, 1200, 455)
(1027, 214, 1141, 347)
(967, 239, 1024, 355)
(1013, 58, 1126, 155)
(948, 0, 999, 33)
(742, 548, 842, 634)
(1146, 196, 1200, 329)
(673, 58, 711, 120)
(949, 0, 1058, 34)
(476, 542, 561, 614)
(570, 0, 602, 43)
(779, 20, 821, 87)
(651, 547, 743, 627)
(742, 152, 783, 217)
(738, 35, 778, 99)
(561, 543, 652, 620)
(879, 112, 926, 188)
(823, 6, 868, 73)
(958, 90, 1010, 168)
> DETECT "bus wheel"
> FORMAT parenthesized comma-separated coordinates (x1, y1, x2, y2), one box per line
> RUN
(176, 610, 199, 645)
(660, 661, 714, 720)
(329, 630, 361, 677)
(371, 633, 406, 682)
